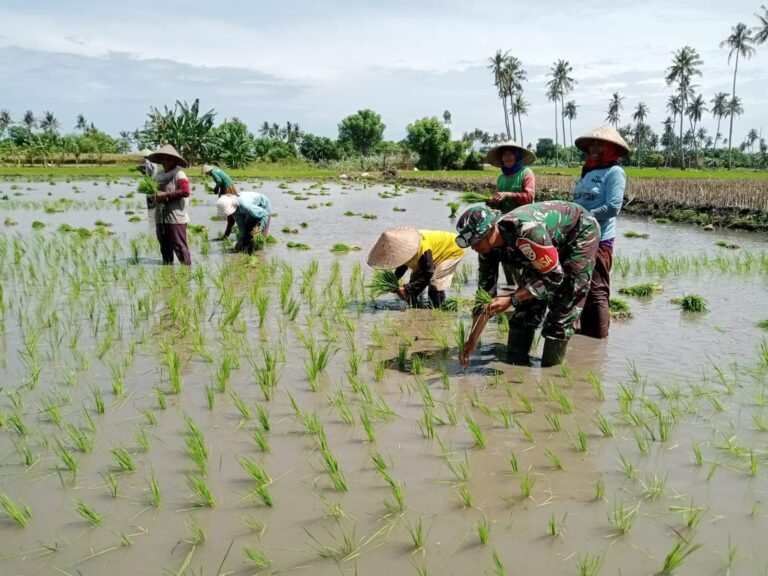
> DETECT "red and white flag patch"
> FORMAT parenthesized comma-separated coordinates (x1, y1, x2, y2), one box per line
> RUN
(515, 238, 559, 273)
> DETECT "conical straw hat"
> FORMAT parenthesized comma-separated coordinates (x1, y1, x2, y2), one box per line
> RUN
(147, 144, 188, 168)
(367, 227, 421, 270)
(202, 164, 215, 175)
(575, 124, 630, 155)
(485, 140, 536, 167)
(139, 148, 153, 157)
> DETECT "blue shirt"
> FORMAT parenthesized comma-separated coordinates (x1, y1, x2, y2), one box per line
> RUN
(572, 165, 626, 241)
(234, 192, 272, 241)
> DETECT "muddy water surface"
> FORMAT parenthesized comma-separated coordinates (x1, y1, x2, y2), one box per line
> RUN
(1, 178, 767, 575)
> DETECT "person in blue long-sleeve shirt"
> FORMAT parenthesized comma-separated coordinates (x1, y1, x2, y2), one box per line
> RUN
(571, 124, 629, 339)
(216, 192, 272, 253)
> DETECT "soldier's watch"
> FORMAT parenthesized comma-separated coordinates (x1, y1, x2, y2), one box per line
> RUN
(508, 293, 520, 308)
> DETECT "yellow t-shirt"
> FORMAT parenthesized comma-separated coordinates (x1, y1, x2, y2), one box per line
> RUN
(405, 230, 466, 271)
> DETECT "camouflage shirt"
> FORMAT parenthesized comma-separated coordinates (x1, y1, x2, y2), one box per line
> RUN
(477, 201, 598, 300)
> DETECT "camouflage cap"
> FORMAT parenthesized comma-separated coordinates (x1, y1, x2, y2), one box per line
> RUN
(455, 205, 501, 248)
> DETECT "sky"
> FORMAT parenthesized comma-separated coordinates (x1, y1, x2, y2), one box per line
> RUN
(1, 0, 767, 147)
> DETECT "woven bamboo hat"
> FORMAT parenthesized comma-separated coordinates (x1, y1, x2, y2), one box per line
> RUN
(486, 140, 536, 167)
(367, 227, 421, 270)
(147, 144, 188, 168)
(216, 195, 238, 219)
(575, 124, 630, 155)
(202, 164, 214, 175)
(139, 148, 153, 158)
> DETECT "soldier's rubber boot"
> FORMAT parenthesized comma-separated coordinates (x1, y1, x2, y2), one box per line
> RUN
(428, 290, 446, 309)
(506, 325, 535, 366)
(541, 338, 569, 367)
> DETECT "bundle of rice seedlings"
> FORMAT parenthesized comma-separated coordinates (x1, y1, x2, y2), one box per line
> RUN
(624, 230, 650, 239)
(618, 283, 663, 298)
(460, 191, 491, 204)
(368, 270, 401, 297)
(671, 294, 708, 313)
(609, 298, 632, 319)
(447, 202, 460, 218)
(137, 176, 158, 196)
(474, 288, 494, 313)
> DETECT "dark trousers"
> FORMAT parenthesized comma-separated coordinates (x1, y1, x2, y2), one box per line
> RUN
(578, 242, 613, 339)
(156, 223, 191, 265)
(241, 214, 271, 253)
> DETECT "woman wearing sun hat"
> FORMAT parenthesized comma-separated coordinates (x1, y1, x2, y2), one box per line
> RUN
(202, 164, 237, 197)
(216, 191, 272, 253)
(571, 124, 629, 339)
(485, 140, 537, 214)
(367, 227, 466, 309)
(455, 201, 599, 367)
(147, 144, 192, 265)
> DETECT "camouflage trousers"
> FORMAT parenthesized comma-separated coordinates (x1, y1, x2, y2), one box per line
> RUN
(508, 217, 600, 341)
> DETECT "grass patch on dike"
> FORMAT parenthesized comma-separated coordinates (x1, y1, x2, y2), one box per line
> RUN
(2, 162, 768, 181)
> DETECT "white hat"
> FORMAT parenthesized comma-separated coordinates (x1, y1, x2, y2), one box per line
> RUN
(202, 164, 215, 175)
(216, 195, 238, 219)
(366, 227, 421, 269)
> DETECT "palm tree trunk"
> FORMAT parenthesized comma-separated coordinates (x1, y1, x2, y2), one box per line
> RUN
(714, 116, 722, 149)
(560, 96, 568, 164)
(501, 97, 511, 139)
(679, 97, 685, 170)
(518, 113, 524, 148)
(553, 101, 559, 166)
(727, 54, 739, 170)
(569, 118, 573, 151)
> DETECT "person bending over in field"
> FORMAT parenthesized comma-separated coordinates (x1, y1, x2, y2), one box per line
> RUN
(216, 192, 272, 254)
(367, 227, 466, 309)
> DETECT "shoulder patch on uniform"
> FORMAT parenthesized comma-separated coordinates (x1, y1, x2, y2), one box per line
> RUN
(515, 238, 559, 273)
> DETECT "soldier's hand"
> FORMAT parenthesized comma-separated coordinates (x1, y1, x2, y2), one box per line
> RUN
(487, 295, 513, 316)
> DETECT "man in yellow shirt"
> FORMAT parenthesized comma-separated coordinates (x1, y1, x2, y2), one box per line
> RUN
(367, 227, 466, 308)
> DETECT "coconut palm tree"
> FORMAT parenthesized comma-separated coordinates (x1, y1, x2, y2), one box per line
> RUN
(550, 60, 575, 162)
(746, 128, 759, 152)
(686, 94, 707, 166)
(710, 92, 730, 149)
(0, 109, 11, 137)
(632, 102, 649, 165)
(22, 110, 37, 131)
(606, 93, 624, 127)
(39, 111, 59, 135)
(488, 50, 512, 138)
(512, 93, 529, 146)
(442, 110, 452, 125)
(755, 5, 768, 44)
(720, 23, 755, 168)
(563, 101, 578, 151)
(545, 83, 561, 166)
(501, 56, 527, 140)
(75, 114, 87, 132)
(665, 46, 703, 169)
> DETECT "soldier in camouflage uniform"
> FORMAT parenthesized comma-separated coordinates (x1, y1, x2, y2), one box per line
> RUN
(456, 201, 600, 367)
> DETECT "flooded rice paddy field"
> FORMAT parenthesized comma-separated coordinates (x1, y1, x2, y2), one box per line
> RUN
(1, 177, 768, 575)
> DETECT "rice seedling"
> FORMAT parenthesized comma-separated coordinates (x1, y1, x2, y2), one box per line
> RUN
(229, 390, 252, 420)
(91, 385, 105, 414)
(608, 499, 638, 535)
(545, 413, 561, 432)
(146, 470, 161, 508)
(465, 415, 487, 448)
(460, 190, 491, 203)
(547, 512, 565, 537)
(410, 353, 423, 375)
(368, 270, 400, 298)
(477, 516, 491, 544)
(162, 343, 183, 394)
(243, 546, 270, 568)
(137, 175, 158, 196)
(544, 448, 564, 470)
(457, 484, 473, 507)
(406, 517, 425, 550)
(57, 444, 78, 477)
(671, 293, 708, 312)
(454, 320, 467, 354)
(594, 479, 605, 501)
(0, 492, 31, 527)
(572, 428, 588, 453)
(660, 538, 702, 575)
(757, 319, 768, 331)
(550, 384, 573, 414)
(515, 417, 534, 443)
(624, 230, 650, 239)
(507, 451, 519, 474)
(609, 297, 632, 318)
(520, 470, 536, 498)
(320, 449, 349, 492)
(618, 452, 637, 480)
(112, 447, 136, 472)
(186, 474, 216, 507)
(576, 553, 604, 576)
(74, 499, 103, 525)
(594, 413, 614, 437)
(241, 514, 267, 536)
(515, 391, 535, 414)
(496, 404, 514, 428)
(133, 427, 151, 453)
(360, 409, 376, 443)
(156, 387, 167, 410)
(641, 473, 667, 500)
